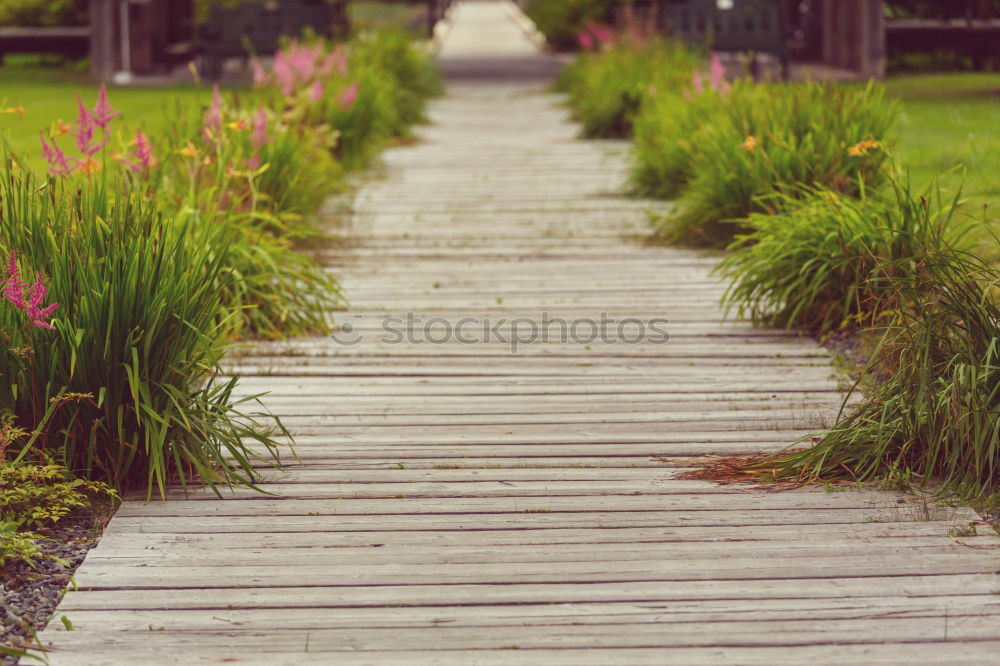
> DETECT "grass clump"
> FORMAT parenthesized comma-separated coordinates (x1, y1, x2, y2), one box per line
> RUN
(718, 180, 970, 332)
(768, 213, 1000, 500)
(523, 0, 613, 51)
(556, 35, 699, 139)
(0, 166, 288, 494)
(651, 81, 898, 246)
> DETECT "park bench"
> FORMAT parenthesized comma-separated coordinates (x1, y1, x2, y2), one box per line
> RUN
(197, 0, 350, 79)
(0, 26, 90, 64)
(613, 0, 789, 77)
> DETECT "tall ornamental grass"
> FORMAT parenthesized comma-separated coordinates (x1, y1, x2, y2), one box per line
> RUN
(523, 0, 613, 51)
(630, 53, 731, 198)
(653, 81, 898, 246)
(153, 93, 342, 339)
(0, 162, 285, 496)
(252, 29, 441, 169)
(717, 180, 972, 332)
(556, 34, 699, 139)
(0, 28, 442, 497)
(765, 209, 1000, 500)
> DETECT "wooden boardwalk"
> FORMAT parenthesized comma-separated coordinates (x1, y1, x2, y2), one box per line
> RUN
(38, 2, 1000, 664)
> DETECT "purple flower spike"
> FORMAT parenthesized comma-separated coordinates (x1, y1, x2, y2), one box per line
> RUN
(91, 83, 122, 130)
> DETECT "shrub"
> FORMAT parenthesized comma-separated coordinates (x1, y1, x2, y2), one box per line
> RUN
(253, 30, 440, 169)
(0, 164, 286, 495)
(717, 181, 971, 332)
(557, 36, 699, 139)
(152, 95, 343, 339)
(0, 460, 117, 530)
(523, 0, 613, 51)
(0, 521, 46, 569)
(650, 81, 899, 246)
(0, 0, 85, 27)
(630, 55, 731, 198)
(765, 214, 1000, 500)
(350, 28, 442, 126)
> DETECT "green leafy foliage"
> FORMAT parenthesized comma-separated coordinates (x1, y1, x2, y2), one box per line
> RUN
(0, 0, 85, 27)
(651, 81, 899, 246)
(718, 181, 972, 331)
(556, 37, 699, 138)
(0, 166, 288, 494)
(0, 461, 117, 530)
(523, 0, 613, 51)
(0, 521, 46, 569)
(767, 210, 1000, 499)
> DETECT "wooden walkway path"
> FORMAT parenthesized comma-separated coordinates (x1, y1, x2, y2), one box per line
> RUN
(39, 2, 1000, 664)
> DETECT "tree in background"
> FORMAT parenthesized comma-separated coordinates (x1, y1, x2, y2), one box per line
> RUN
(0, 0, 87, 26)
(523, 0, 614, 51)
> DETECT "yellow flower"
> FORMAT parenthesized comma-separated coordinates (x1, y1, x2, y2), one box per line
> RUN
(739, 135, 757, 153)
(847, 139, 881, 157)
(202, 155, 214, 166)
(178, 141, 200, 157)
(52, 119, 73, 136)
(77, 156, 102, 175)
(0, 105, 24, 117)
(226, 119, 249, 132)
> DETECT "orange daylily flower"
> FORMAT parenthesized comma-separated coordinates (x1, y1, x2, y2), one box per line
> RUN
(52, 119, 73, 136)
(226, 119, 250, 132)
(77, 156, 102, 175)
(848, 139, 881, 157)
(178, 141, 200, 157)
(739, 135, 757, 153)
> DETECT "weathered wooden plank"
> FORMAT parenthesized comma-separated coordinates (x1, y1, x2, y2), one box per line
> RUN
(39, 644, 1000, 666)
(37, 2, 999, 663)
(92, 521, 983, 548)
(53, 573, 1000, 611)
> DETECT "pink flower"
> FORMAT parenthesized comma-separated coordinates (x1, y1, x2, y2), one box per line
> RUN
(591, 24, 613, 45)
(3, 252, 58, 330)
(2, 251, 25, 306)
(578, 30, 595, 51)
(709, 52, 731, 93)
(91, 83, 121, 130)
(203, 85, 224, 140)
(691, 68, 704, 95)
(127, 130, 156, 170)
(251, 108, 272, 149)
(325, 46, 348, 76)
(309, 80, 325, 103)
(72, 98, 103, 157)
(273, 50, 295, 96)
(40, 134, 73, 177)
(338, 81, 359, 110)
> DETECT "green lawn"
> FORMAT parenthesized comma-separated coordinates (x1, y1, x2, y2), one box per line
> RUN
(0, 57, 210, 171)
(884, 73, 1000, 218)
(2, 61, 997, 229)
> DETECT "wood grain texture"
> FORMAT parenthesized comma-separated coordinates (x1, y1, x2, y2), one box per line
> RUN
(36, 2, 1000, 664)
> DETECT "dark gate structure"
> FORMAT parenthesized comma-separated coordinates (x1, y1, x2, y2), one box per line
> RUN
(609, 0, 886, 79)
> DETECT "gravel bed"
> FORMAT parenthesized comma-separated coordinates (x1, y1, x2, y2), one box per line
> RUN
(1, 507, 111, 665)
